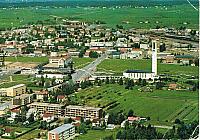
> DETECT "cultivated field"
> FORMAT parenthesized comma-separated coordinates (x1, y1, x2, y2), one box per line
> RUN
(0, 4, 198, 29)
(72, 84, 198, 126)
(97, 59, 199, 76)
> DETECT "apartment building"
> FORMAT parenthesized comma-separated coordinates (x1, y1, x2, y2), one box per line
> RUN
(0, 84, 26, 97)
(29, 102, 65, 117)
(48, 124, 75, 140)
(12, 94, 33, 106)
(65, 105, 102, 120)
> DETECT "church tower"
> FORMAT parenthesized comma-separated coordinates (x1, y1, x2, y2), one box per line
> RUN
(152, 40, 159, 75)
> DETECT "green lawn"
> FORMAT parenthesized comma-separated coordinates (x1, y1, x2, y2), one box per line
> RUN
(0, 4, 198, 29)
(0, 74, 43, 91)
(16, 129, 46, 140)
(5, 56, 48, 63)
(97, 59, 199, 76)
(72, 84, 198, 126)
(72, 57, 95, 69)
(75, 129, 118, 140)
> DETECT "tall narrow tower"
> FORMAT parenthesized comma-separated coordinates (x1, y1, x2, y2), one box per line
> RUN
(152, 40, 158, 75)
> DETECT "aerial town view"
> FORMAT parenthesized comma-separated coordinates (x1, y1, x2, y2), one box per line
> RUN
(0, 0, 199, 139)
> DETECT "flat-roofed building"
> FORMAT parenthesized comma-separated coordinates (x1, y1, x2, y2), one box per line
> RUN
(29, 102, 65, 117)
(0, 84, 26, 97)
(48, 124, 75, 140)
(12, 94, 33, 106)
(65, 105, 102, 120)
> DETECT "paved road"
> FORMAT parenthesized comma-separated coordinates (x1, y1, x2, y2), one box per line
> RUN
(47, 55, 107, 91)
(0, 68, 21, 80)
(72, 54, 107, 82)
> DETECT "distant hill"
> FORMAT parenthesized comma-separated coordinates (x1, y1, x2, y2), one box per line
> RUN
(0, 0, 198, 7)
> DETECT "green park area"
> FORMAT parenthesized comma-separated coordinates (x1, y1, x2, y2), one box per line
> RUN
(5, 56, 49, 63)
(97, 59, 199, 76)
(0, 4, 198, 29)
(0, 74, 47, 91)
(71, 84, 198, 126)
(72, 57, 95, 69)
(75, 129, 118, 140)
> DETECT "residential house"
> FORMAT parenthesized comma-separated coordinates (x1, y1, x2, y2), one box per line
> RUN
(43, 113, 55, 123)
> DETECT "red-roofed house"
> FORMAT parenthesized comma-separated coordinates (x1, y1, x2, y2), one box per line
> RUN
(57, 95, 66, 103)
(43, 113, 55, 122)
(128, 116, 140, 124)
(3, 128, 14, 137)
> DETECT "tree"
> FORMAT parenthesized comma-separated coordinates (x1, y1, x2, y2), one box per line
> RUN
(105, 77, 110, 84)
(119, 78, 123, 85)
(40, 76, 45, 87)
(28, 113, 34, 123)
(128, 109, 134, 117)
(89, 51, 99, 58)
(160, 43, 166, 52)
(141, 79, 147, 86)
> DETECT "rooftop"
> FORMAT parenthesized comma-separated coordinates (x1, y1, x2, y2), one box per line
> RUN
(175, 55, 193, 59)
(124, 70, 153, 73)
(66, 105, 102, 111)
(49, 124, 74, 134)
(9, 84, 25, 89)
(30, 102, 64, 108)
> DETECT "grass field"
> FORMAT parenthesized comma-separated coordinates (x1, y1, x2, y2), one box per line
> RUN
(0, 4, 198, 29)
(5, 56, 48, 63)
(72, 84, 198, 126)
(97, 59, 199, 76)
(0, 74, 43, 91)
(74, 129, 118, 140)
(72, 57, 95, 69)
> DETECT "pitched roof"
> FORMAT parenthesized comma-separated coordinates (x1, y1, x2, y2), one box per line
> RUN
(43, 113, 54, 118)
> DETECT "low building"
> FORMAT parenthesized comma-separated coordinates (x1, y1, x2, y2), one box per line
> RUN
(57, 95, 66, 103)
(0, 84, 26, 97)
(48, 124, 75, 140)
(48, 55, 72, 68)
(123, 70, 155, 80)
(43, 113, 55, 123)
(175, 55, 194, 65)
(35, 90, 49, 101)
(65, 105, 102, 120)
(29, 102, 65, 117)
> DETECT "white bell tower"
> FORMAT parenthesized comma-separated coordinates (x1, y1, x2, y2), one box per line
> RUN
(152, 40, 158, 75)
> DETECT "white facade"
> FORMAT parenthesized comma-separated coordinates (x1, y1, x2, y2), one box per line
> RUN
(123, 40, 159, 80)
(152, 40, 158, 75)
(123, 70, 155, 80)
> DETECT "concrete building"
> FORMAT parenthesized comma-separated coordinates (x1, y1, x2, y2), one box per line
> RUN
(29, 102, 65, 117)
(123, 39, 159, 80)
(152, 40, 158, 75)
(48, 124, 75, 140)
(0, 84, 26, 97)
(65, 105, 102, 120)
(12, 94, 33, 105)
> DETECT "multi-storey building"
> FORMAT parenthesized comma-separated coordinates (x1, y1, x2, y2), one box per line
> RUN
(29, 102, 65, 117)
(12, 94, 33, 105)
(65, 105, 102, 120)
(48, 124, 75, 140)
(0, 84, 26, 97)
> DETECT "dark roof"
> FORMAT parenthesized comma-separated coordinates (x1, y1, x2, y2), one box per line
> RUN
(112, 52, 120, 55)
(125, 70, 152, 73)
(175, 55, 193, 59)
